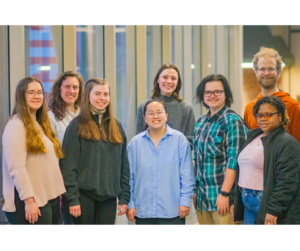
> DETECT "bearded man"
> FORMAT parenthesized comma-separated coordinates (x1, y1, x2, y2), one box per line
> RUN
(244, 46, 300, 144)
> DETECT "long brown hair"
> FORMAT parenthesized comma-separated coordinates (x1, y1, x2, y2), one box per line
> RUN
(150, 63, 183, 101)
(48, 71, 84, 120)
(77, 78, 123, 144)
(9, 77, 63, 157)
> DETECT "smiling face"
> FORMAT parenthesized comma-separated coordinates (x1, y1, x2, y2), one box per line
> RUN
(203, 80, 226, 113)
(89, 84, 110, 110)
(144, 101, 168, 131)
(157, 68, 178, 96)
(256, 103, 281, 136)
(26, 81, 44, 115)
(60, 76, 80, 107)
(256, 56, 278, 90)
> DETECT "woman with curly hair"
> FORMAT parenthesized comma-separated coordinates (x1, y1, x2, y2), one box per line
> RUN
(2, 77, 65, 224)
(48, 71, 84, 143)
(47, 71, 84, 224)
(232, 96, 300, 224)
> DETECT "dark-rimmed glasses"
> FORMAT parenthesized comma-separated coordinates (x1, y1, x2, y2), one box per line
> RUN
(254, 112, 279, 120)
(204, 90, 224, 97)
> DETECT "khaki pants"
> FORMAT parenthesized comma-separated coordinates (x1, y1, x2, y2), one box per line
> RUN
(196, 202, 234, 225)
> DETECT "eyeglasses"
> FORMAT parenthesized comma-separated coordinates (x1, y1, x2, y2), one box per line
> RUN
(26, 91, 44, 97)
(204, 90, 224, 97)
(146, 111, 166, 118)
(257, 67, 276, 74)
(254, 112, 279, 120)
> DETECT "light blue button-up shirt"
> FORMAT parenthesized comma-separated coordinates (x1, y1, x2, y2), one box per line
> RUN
(127, 125, 195, 218)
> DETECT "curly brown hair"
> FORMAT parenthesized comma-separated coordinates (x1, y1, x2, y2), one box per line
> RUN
(48, 71, 84, 120)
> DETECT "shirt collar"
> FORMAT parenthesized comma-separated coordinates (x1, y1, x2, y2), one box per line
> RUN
(206, 106, 228, 122)
(142, 124, 173, 139)
(66, 107, 80, 117)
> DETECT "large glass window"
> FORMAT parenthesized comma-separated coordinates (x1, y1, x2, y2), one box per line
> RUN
(146, 26, 162, 98)
(191, 26, 195, 107)
(115, 25, 127, 132)
(24, 25, 62, 103)
(76, 25, 104, 82)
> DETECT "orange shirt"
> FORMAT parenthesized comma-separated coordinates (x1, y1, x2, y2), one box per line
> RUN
(244, 91, 300, 144)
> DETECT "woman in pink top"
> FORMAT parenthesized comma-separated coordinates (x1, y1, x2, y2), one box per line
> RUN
(2, 77, 66, 224)
(232, 96, 300, 225)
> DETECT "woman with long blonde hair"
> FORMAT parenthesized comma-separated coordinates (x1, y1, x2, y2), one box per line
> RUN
(2, 77, 66, 224)
(60, 78, 130, 224)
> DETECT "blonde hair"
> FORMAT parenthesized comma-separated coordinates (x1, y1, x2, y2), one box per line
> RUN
(9, 77, 63, 158)
(77, 78, 123, 144)
(252, 46, 283, 74)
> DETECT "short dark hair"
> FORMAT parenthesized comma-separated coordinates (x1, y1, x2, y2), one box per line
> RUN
(143, 99, 168, 131)
(150, 63, 183, 101)
(252, 96, 290, 128)
(195, 74, 233, 110)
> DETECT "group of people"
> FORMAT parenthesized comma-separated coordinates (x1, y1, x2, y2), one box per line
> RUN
(2, 46, 300, 225)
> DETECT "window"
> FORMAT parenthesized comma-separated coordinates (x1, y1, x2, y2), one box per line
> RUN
(76, 25, 104, 82)
(25, 25, 62, 103)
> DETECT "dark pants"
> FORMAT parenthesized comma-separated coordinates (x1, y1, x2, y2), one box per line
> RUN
(61, 195, 74, 224)
(135, 216, 185, 225)
(72, 191, 117, 225)
(5, 188, 60, 225)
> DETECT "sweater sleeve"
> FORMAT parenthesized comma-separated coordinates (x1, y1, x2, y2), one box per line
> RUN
(59, 121, 81, 207)
(184, 105, 196, 150)
(135, 102, 145, 135)
(118, 125, 131, 205)
(287, 103, 300, 144)
(3, 119, 34, 201)
(266, 139, 300, 217)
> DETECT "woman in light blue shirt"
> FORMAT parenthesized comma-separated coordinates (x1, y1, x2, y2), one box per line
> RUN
(126, 99, 195, 224)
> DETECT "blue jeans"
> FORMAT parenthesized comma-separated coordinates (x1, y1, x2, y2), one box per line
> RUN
(240, 187, 263, 225)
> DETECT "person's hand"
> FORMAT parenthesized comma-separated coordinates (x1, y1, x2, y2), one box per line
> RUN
(215, 194, 229, 216)
(69, 205, 81, 218)
(126, 208, 136, 222)
(264, 213, 277, 225)
(118, 204, 128, 216)
(192, 193, 197, 210)
(179, 205, 190, 218)
(25, 197, 41, 224)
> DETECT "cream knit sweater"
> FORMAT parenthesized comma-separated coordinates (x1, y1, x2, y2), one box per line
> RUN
(2, 115, 66, 212)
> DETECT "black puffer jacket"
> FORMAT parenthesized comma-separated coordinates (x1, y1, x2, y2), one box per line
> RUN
(233, 126, 300, 224)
